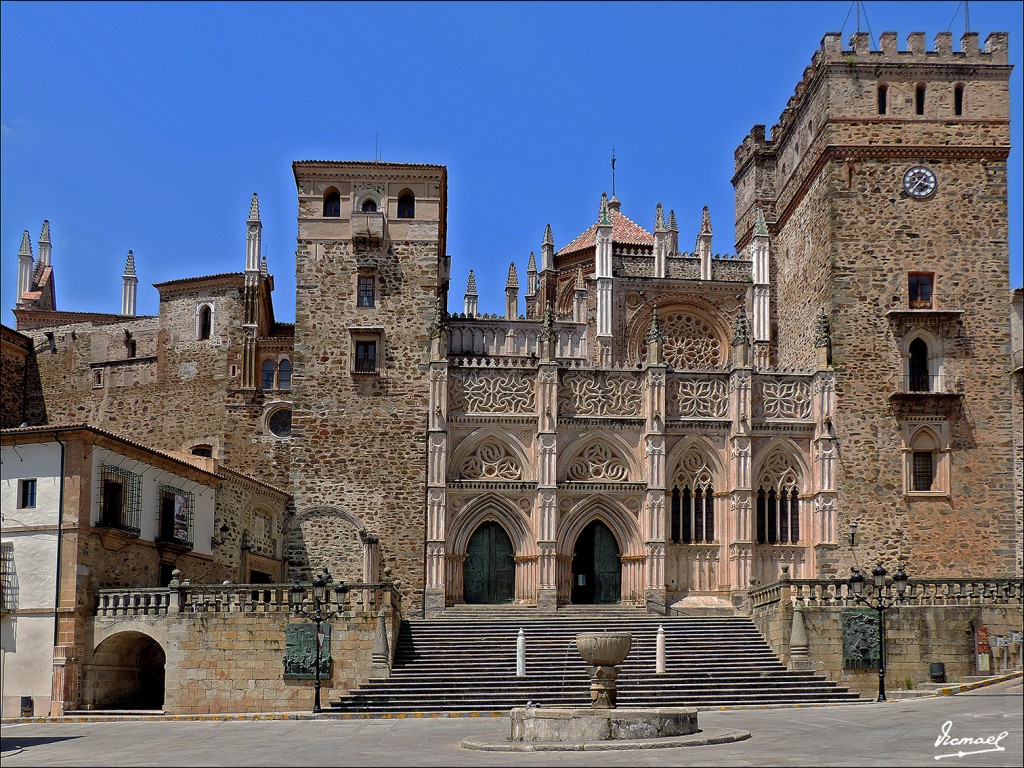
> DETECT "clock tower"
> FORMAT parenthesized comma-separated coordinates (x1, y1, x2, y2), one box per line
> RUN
(733, 31, 1016, 576)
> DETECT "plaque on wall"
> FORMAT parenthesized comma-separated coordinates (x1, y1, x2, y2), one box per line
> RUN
(284, 623, 331, 679)
(841, 609, 879, 670)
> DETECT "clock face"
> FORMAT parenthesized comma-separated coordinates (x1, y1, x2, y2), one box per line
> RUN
(903, 166, 937, 198)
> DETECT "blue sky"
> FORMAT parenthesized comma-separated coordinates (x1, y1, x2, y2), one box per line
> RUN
(2, 1, 1021, 327)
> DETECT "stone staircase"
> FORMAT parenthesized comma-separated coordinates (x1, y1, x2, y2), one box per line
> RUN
(329, 606, 861, 713)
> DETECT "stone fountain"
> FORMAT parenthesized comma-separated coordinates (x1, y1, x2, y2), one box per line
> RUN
(462, 629, 750, 752)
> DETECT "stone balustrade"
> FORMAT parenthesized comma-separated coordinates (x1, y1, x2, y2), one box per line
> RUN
(749, 576, 1023, 613)
(96, 581, 400, 618)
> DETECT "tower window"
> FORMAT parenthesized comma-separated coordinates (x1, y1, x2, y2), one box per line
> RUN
(915, 84, 926, 116)
(323, 190, 341, 217)
(908, 338, 930, 392)
(877, 84, 888, 115)
(954, 84, 964, 116)
(355, 340, 378, 373)
(397, 192, 415, 219)
(198, 305, 213, 340)
(912, 451, 934, 491)
(361, 199, 378, 213)
(908, 273, 933, 309)
(261, 359, 276, 390)
(358, 275, 375, 307)
(127, 339, 137, 358)
(278, 359, 292, 389)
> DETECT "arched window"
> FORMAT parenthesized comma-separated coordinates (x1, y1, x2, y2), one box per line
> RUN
(670, 452, 715, 544)
(278, 359, 292, 389)
(361, 199, 378, 213)
(198, 305, 213, 340)
(915, 83, 926, 116)
(908, 338, 930, 392)
(261, 359, 276, 390)
(877, 84, 888, 115)
(323, 189, 341, 217)
(904, 426, 948, 495)
(954, 84, 964, 116)
(397, 192, 415, 219)
(755, 452, 800, 545)
(911, 433, 937, 492)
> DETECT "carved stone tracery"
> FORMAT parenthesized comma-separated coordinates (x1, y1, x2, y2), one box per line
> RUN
(449, 370, 536, 414)
(661, 312, 723, 370)
(755, 377, 812, 420)
(560, 372, 643, 417)
(668, 376, 729, 418)
(566, 442, 630, 482)
(457, 439, 524, 480)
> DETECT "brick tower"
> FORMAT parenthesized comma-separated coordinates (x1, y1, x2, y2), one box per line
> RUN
(289, 161, 448, 609)
(733, 31, 1015, 576)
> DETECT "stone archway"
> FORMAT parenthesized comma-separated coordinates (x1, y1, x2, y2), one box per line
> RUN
(88, 631, 166, 710)
(570, 520, 621, 604)
(463, 521, 515, 604)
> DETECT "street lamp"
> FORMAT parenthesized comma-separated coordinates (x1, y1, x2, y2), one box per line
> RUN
(290, 574, 348, 714)
(848, 561, 909, 702)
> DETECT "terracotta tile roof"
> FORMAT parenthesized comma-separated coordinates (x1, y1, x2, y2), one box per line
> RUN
(152, 272, 244, 288)
(557, 208, 654, 257)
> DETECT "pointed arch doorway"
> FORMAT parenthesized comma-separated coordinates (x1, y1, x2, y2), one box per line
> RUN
(463, 521, 515, 604)
(570, 520, 621, 604)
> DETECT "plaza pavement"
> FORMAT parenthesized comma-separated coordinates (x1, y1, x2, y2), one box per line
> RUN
(1, 677, 1021, 767)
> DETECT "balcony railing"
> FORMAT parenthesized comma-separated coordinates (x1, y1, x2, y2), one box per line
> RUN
(885, 294, 962, 312)
(892, 374, 964, 395)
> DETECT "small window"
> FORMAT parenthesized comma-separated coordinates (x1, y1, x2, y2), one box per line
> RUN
(915, 83, 925, 116)
(98, 465, 142, 532)
(912, 451, 934, 491)
(323, 190, 341, 217)
(127, 340, 137, 358)
(93, 369, 104, 388)
(397, 192, 415, 219)
(198, 305, 213, 340)
(908, 273, 933, 309)
(261, 359, 276, 390)
(18, 479, 37, 509)
(361, 199, 378, 213)
(355, 340, 378, 373)
(268, 408, 292, 438)
(278, 359, 292, 390)
(878, 84, 888, 115)
(358, 275, 375, 307)
(954, 84, 964, 116)
(191, 445, 213, 458)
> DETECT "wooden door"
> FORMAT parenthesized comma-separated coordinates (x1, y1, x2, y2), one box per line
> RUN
(464, 521, 515, 603)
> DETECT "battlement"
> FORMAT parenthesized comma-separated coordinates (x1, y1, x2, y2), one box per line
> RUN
(735, 30, 1010, 169)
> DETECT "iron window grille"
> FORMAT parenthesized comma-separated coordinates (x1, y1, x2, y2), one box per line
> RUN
(912, 452, 935, 492)
(157, 485, 194, 548)
(0, 542, 16, 613)
(355, 340, 378, 373)
(97, 465, 142, 533)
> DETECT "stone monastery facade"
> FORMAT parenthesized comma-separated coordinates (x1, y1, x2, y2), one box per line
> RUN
(4, 30, 1020, 619)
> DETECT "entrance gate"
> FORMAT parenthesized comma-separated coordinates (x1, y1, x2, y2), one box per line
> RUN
(464, 521, 515, 603)
(570, 520, 621, 604)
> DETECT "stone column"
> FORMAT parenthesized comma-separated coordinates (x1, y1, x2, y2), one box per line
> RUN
(424, 359, 449, 617)
(535, 360, 559, 610)
(643, 345, 668, 606)
(728, 363, 754, 598)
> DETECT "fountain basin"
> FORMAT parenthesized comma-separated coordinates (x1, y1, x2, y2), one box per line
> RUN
(575, 632, 632, 666)
(510, 706, 699, 743)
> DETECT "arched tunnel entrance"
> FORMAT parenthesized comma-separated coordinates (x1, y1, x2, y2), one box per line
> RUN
(89, 631, 166, 710)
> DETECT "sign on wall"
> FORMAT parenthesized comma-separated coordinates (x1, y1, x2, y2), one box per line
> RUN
(283, 623, 331, 679)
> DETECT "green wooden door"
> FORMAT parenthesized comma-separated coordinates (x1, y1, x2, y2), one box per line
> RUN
(464, 521, 515, 604)
(570, 520, 621, 604)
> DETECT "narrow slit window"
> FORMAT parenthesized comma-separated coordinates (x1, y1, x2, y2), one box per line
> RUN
(915, 84, 926, 116)
(198, 305, 213, 340)
(954, 84, 964, 116)
(878, 84, 888, 115)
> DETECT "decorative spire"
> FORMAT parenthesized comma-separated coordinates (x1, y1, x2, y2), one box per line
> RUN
(732, 310, 751, 346)
(427, 296, 448, 340)
(645, 305, 664, 346)
(506, 262, 518, 288)
(575, 266, 585, 291)
(39, 220, 51, 244)
(18, 230, 32, 257)
(754, 207, 769, 238)
(249, 192, 260, 221)
(598, 192, 611, 226)
(655, 203, 666, 232)
(543, 223, 554, 247)
(700, 205, 712, 236)
(527, 251, 537, 272)
(37, 220, 52, 267)
(466, 270, 478, 295)
(464, 270, 479, 316)
(667, 210, 678, 232)
(121, 250, 138, 316)
(814, 310, 832, 348)
(607, 194, 621, 214)
(124, 250, 136, 276)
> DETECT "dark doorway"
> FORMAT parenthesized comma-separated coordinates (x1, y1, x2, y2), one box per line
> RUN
(571, 520, 621, 604)
(464, 521, 515, 604)
(90, 632, 165, 710)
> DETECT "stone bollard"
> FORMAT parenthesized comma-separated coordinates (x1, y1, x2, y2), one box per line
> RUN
(516, 628, 526, 677)
(789, 605, 815, 671)
(656, 625, 666, 675)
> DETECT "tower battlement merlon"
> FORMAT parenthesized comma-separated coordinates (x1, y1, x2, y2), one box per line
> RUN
(819, 30, 1008, 65)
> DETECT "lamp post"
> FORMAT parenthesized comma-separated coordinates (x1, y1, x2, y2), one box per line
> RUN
(290, 574, 348, 714)
(848, 562, 908, 702)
